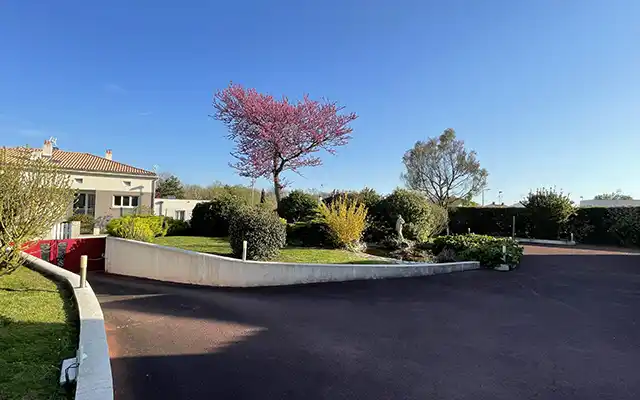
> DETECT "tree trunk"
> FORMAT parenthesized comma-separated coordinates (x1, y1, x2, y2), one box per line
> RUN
(273, 173, 282, 208)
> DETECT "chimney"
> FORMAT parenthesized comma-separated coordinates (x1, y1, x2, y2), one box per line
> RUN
(42, 140, 53, 157)
(30, 148, 43, 160)
(105, 149, 112, 160)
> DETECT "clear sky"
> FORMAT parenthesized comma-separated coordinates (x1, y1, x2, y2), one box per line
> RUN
(1, 1, 639, 204)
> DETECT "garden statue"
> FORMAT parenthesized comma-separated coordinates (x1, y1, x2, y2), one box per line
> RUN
(396, 214, 405, 240)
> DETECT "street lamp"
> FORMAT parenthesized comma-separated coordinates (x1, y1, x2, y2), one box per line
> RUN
(482, 188, 491, 206)
(498, 190, 503, 205)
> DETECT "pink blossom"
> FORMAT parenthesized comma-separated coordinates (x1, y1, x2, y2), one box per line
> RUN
(213, 83, 357, 204)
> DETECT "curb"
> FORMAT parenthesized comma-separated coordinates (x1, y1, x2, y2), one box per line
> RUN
(21, 252, 114, 400)
(515, 238, 576, 246)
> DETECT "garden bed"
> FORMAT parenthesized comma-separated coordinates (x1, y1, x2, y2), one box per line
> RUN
(153, 236, 389, 264)
(0, 266, 78, 399)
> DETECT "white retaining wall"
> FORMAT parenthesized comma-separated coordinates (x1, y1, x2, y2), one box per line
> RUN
(21, 252, 113, 400)
(105, 237, 481, 287)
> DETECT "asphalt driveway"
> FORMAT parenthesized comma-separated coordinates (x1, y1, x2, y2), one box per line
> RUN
(91, 246, 640, 399)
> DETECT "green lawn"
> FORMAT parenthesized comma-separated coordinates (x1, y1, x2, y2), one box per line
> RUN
(0, 266, 77, 400)
(153, 236, 385, 264)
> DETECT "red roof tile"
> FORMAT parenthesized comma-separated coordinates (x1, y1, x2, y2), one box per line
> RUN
(2, 147, 156, 176)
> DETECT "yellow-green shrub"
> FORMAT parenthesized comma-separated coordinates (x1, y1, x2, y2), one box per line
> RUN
(106, 216, 155, 242)
(319, 195, 367, 250)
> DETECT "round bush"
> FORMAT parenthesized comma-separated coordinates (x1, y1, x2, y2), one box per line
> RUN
(135, 215, 167, 237)
(191, 195, 245, 237)
(106, 216, 155, 242)
(278, 190, 319, 223)
(372, 189, 448, 242)
(229, 208, 286, 260)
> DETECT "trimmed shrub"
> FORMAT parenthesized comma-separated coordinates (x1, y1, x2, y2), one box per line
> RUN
(106, 216, 155, 242)
(371, 189, 448, 242)
(229, 208, 287, 260)
(432, 234, 523, 267)
(521, 188, 576, 240)
(164, 217, 191, 236)
(135, 215, 167, 237)
(67, 214, 95, 234)
(278, 190, 319, 222)
(190, 195, 245, 237)
(319, 195, 368, 251)
(286, 221, 334, 248)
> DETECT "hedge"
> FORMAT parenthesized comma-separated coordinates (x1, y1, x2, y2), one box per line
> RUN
(431, 234, 523, 267)
(448, 206, 640, 247)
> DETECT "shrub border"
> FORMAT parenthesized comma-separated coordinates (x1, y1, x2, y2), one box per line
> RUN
(20, 252, 114, 400)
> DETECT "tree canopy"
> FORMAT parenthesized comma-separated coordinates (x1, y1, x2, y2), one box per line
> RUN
(155, 173, 184, 199)
(213, 83, 357, 206)
(402, 129, 488, 208)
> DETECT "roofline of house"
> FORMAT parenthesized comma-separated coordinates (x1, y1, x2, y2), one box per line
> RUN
(62, 168, 158, 179)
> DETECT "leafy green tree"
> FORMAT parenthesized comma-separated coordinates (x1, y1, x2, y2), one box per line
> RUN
(0, 148, 75, 275)
(156, 173, 184, 199)
(594, 191, 633, 200)
(278, 190, 319, 222)
(402, 128, 488, 208)
(522, 187, 575, 239)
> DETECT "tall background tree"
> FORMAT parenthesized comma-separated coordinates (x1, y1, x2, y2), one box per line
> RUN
(402, 128, 488, 208)
(213, 83, 358, 207)
(0, 148, 75, 275)
(594, 191, 633, 200)
(155, 173, 185, 199)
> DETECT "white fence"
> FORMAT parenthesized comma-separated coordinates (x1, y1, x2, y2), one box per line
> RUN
(105, 237, 481, 288)
(50, 222, 72, 239)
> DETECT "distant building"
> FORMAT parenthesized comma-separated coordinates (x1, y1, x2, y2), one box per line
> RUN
(154, 199, 207, 221)
(579, 199, 640, 208)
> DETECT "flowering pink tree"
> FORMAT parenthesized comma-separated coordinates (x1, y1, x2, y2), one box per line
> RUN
(213, 83, 358, 207)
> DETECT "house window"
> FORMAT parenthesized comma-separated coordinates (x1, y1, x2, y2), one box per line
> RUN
(123, 180, 132, 187)
(75, 178, 83, 184)
(73, 192, 95, 216)
(113, 195, 140, 208)
(175, 210, 186, 221)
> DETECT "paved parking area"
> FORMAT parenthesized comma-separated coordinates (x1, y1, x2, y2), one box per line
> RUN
(92, 246, 640, 399)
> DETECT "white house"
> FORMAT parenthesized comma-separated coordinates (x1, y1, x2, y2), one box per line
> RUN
(154, 199, 207, 221)
(5, 140, 157, 219)
(579, 199, 640, 208)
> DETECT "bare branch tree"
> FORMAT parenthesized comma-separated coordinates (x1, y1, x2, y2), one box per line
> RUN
(0, 148, 75, 275)
(401, 129, 488, 208)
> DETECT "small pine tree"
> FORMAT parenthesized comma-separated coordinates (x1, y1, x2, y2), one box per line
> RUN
(260, 189, 266, 204)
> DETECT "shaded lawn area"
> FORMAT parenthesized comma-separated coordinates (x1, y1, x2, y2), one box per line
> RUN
(0, 266, 77, 400)
(153, 236, 386, 264)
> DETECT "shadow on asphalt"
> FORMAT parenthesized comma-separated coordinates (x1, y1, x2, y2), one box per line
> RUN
(92, 253, 640, 400)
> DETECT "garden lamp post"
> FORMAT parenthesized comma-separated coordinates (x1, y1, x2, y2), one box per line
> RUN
(482, 188, 491, 206)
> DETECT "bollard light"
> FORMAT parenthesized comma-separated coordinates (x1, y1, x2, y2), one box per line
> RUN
(79, 255, 88, 288)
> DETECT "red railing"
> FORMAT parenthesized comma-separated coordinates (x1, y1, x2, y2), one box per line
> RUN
(23, 237, 106, 273)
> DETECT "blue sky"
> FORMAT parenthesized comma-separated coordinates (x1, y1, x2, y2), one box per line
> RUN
(1, 1, 639, 204)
